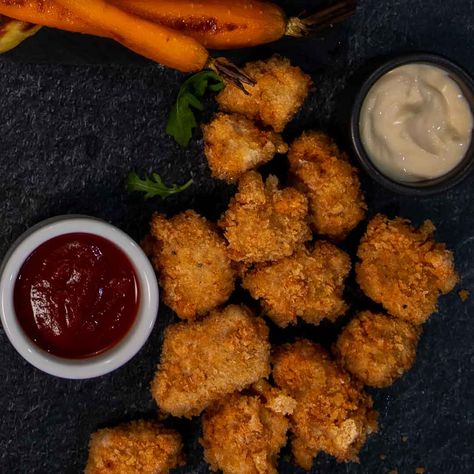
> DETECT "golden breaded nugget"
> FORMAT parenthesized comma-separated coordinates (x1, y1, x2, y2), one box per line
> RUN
(250, 379, 298, 416)
(333, 311, 421, 388)
(216, 55, 312, 132)
(288, 131, 367, 240)
(242, 242, 350, 327)
(85, 420, 184, 474)
(218, 171, 311, 264)
(203, 112, 288, 183)
(273, 340, 378, 469)
(201, 381, 295, 474)
(150, 210, 236, 320)
(356, 215, 459, 325)
(151, 305, 271, 418)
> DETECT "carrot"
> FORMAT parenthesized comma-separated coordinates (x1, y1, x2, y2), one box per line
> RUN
(110, 0, 357, 50)
(0, 16, 41, 53)
(0, 1, 103, 36)
(111, 0, 287, 49)
(54, 0, 209, 72)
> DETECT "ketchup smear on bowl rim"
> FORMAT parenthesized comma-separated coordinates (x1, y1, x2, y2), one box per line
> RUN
(13, 232, 140, 359)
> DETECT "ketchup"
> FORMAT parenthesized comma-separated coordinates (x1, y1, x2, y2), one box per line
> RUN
(14, 233, 139, 359)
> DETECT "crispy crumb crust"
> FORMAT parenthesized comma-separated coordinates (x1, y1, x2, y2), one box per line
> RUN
(272, 340, 378, 469)
(356, 214, 459, 324)
(149, 210, 236, 320)
(288, 131, 367, 241)
(200, 381, 295, 474)
(242, 242, 351, 327)
(216, 55, 312, 132)
(85, 420, 184, 474)
(333, 311, 421, 388)
(151, 305, 271, 418)
(203, 112, 288, 183)
(218, 171, 311, 264)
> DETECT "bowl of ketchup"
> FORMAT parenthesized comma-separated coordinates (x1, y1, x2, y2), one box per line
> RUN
(0, 216, 159, 379)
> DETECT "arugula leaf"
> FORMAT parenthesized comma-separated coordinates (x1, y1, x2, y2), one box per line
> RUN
(166, 70, 225, 147)
(127, 171, 192, 200)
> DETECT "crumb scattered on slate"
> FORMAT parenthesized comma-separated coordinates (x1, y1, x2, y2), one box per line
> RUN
(380, 454, 387, 460)
(415, 467, 426, 474)
(402, 436, 409, 443)
(459, 289, 469, 302)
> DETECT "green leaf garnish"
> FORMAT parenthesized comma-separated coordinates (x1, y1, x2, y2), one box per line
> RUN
(166, 70, 225, 147)
(127, 171, 192, 200)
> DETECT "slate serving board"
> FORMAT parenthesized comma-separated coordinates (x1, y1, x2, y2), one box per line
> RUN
(0, 1, 473, 473)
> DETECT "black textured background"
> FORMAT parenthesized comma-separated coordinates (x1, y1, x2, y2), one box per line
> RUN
(1, 1, 473, 473)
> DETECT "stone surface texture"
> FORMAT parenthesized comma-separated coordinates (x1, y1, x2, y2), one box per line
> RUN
(0, 1, 473, 473)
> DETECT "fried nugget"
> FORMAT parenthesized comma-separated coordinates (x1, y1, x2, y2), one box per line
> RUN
(85, 420, 184, 474)
(242, 242, 351, 327)
(288, 131, 367, 240)
(356, 214, 459, 325)
(272, 340, 378, 469)
(150, 210, 236, 320)
(201, 381, 295, 474)
(151, 305, 271, 418)
(218, 171, 311, 264)
(216, 55, 312, 132)
(203, 112, 288, 183)
(333, 311, 421, 388)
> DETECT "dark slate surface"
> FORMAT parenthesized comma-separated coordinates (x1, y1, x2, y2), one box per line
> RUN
(0, 1, 473, 473)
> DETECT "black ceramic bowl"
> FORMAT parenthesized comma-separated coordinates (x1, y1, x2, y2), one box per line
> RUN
(350, 53, 474, 196)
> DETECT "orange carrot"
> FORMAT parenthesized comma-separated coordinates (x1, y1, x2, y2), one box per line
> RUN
(112, 0, 357, 50)
(0, 0, 103, 36)
(54, 0, 209, 72)
(111, 0, 287, 50)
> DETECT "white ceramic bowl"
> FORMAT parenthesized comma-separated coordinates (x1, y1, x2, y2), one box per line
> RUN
(0, 216, 159, 379)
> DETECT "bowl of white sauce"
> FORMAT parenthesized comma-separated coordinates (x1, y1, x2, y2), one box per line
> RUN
(351, 53, 474, 195)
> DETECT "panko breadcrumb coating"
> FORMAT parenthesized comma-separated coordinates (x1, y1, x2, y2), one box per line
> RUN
(151, 305, 271, 418)
(216, 55, 312, 132)
(333, 311, 421, 388)
(251, 379, 298, 417)
(201, 381, 295, 474)
(242, 242, 351, 327)
(288, 131, 367, 240)
(150, 210, 236, 320)
(356, 214, 459, 325)
(85, 420, 184, 474)
(218, 171, 311, 264)
(273, 340, 378, 469)
(203, 112, 288, 183)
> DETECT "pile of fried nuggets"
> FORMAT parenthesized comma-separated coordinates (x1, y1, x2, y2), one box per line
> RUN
(85, 56, 459, 474)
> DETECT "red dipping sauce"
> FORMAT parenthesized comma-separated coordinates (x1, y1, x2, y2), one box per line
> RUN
(13, 233, 140, 359)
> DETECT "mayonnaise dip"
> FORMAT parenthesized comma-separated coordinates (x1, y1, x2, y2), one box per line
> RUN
(360, 63, 473, 182)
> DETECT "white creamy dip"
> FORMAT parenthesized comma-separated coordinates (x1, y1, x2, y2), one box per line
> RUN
(360, 63, 473, 182)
